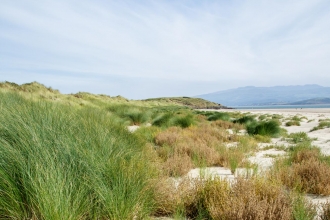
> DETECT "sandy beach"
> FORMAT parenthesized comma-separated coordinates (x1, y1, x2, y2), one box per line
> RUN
(216, 108, 330, 154)
(206, 108, 330, 210)
(220, 107, 330, 113)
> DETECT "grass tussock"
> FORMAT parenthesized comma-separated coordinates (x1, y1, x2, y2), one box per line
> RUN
(206, 112, 231, 121)
(152, 111, 197, 128)
(273, 143, 330, 195)
(0, 92, 157, 219)
(154, 125, 256, 176)
(204, 177, 293, 220)
(154, 177, 298, 220)
(286, 120, 301, 126)
(285, 132, 312, 144)
(311, 120, 330, 131)
(285, 115, 304, 126)
(155, 126, 229, 176)
(233, 115, 281, 137)
(107, 104, 152, 125)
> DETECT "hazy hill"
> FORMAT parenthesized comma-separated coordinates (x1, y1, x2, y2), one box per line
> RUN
(196, 85, 330, 107)
(287, 98, 330, 105)
(0, 81, 223, 109)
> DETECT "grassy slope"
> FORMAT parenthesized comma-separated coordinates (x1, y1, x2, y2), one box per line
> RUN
(0, 81, 225, 109)
(2, 81, 328, 219)
(142, 97, 227, 109)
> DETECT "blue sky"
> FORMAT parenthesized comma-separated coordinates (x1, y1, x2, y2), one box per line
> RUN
(1, 0, 330, 99)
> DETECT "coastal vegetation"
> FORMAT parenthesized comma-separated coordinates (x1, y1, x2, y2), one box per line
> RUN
(311, 119, 330, 131)
(0, 81, 329, 219)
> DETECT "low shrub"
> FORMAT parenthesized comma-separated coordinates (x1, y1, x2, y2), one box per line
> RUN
(154, 127, 181, 146)
(273, 144, 330, 195)
(203, 177, 293, 220)
(163, 153, 194, 176)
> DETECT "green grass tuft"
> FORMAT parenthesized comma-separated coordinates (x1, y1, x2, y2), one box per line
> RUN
(0, 92, 157, 219)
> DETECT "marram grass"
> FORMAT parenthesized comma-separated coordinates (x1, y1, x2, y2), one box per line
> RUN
(0, 92, 157, 219)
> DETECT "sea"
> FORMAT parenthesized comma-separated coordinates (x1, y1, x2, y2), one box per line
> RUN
(232, 104, 330, 110)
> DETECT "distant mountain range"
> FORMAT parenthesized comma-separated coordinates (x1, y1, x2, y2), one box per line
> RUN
(287, 98, 330, 105)
(196, 85, 330, 107)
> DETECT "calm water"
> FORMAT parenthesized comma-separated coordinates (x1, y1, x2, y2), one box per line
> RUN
(232, 104, 330, 109)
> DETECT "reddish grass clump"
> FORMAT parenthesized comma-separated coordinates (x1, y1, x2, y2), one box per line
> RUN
(274, 148, 330, 195)
(154, 125, 242, 176)
(203, 177, 292, 220)
(212, 120, 244, 131)
(154, 124, 259, 176)
(281, 158, 330, 195)
(153, 177, 294, 220)
(154, 126, 181, 146)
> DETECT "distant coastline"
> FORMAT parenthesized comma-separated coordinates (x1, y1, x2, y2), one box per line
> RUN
(232, 104, 330, 110)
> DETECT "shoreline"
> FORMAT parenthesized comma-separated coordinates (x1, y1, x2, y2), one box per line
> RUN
(202, 108, 330, 114)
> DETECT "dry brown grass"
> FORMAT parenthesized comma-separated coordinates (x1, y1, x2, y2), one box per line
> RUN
(203, 177, 292, 220)
(212, 120, 245, 131)
(273, 147, 330, 195)
(153, 176, 294, 219)
(152, 177, 181, 216)
(152, 177, 204, 217)
(279, 158, 330, 195)
(163, 153, 194, 176)
(155, 126, 181, 146)
(154, 124, 257, 176)
(291, 148, 320, 163)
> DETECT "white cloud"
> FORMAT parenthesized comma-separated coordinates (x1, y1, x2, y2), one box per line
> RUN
(0, 0, 330, 98)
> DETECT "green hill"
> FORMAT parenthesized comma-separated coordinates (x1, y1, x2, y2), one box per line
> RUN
(0, 81, 226, 109)
(142, 97, 227, 109)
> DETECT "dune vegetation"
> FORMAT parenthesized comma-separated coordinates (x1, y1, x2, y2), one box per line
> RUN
(1, 81, 330, 219)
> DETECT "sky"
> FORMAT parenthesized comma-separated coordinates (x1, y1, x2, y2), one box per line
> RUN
(1, 0, 330, 99)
